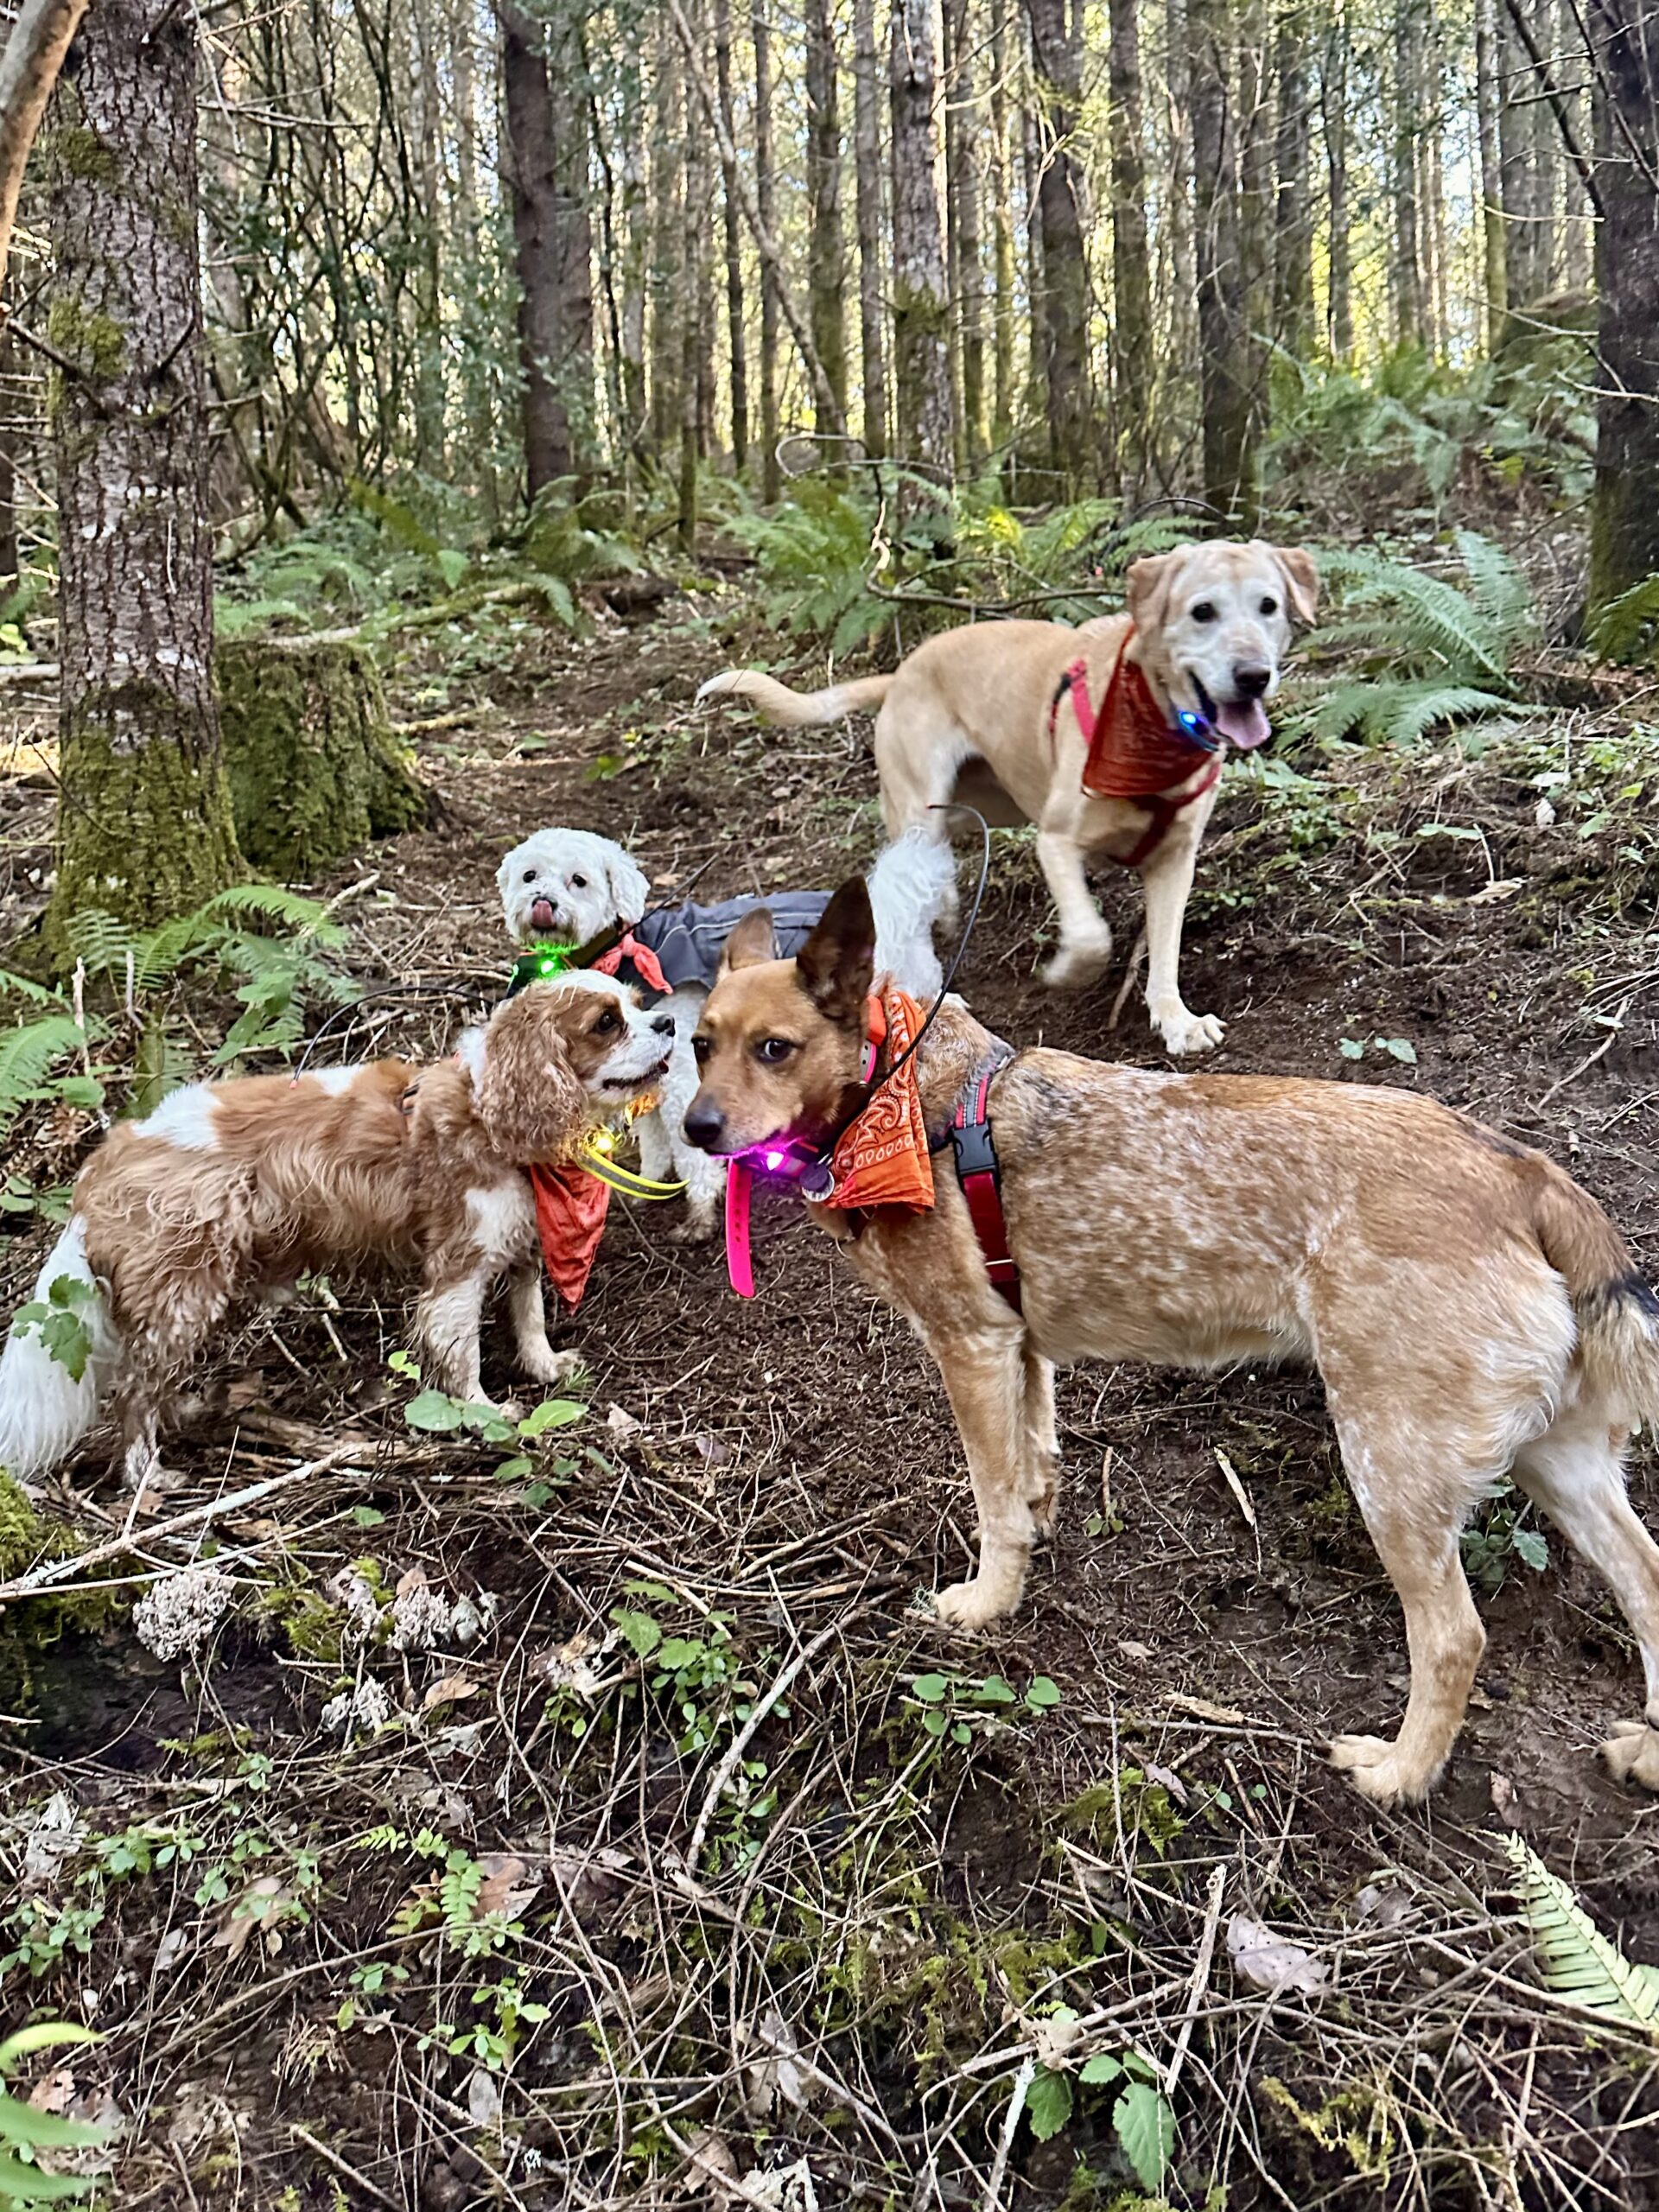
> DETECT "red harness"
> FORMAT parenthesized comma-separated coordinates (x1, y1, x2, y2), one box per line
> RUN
(1049, 631, 1223, 868)
(944, 1054, 1021, 1313)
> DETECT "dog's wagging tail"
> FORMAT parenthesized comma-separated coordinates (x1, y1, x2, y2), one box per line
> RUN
(689, 874, 1659, 1808)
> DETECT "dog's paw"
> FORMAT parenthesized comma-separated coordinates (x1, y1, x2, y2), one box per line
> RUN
(1042, 944, 1112, 992)
(1602, 1719, 1659, 1791)
(935, 1578, 1018, 1631)
(519, 1344, 583, 1389)
(1153, 1006, 1225, 1056)
(664, 1206, 720, 1246)
(1328, 1732, 1433, 1808)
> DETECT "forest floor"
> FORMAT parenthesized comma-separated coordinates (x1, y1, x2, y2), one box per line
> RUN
(2, 588, 1658, 2210)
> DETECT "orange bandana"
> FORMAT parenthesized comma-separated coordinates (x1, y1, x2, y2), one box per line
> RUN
(819, 987, 935, 1214)
(530, 1162, 611, 1312)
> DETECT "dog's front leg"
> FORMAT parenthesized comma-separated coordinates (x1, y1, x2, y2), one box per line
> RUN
(416, 1268, 492, 1407)
(928, 1325, 1039, 1629)
(1141, 826, 1223, 1054)
(1035, 830, 1113, 988)
(657, 1024, 723, 1243)
(507, 1263, 582, 1390)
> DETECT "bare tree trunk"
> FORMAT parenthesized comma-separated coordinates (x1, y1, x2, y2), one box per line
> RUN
(1421, 0, 1447, 352)
(1474, 0, 1509, 339)
(411, 0, 446, 467)
(1108, 0, 1151, 477)
(1529, 0, 1560, 288)
(753, 3, 781, 496)
(1019, 23, 1048, 437)
(500, 0, 594, 495)
(1272, 1, 1313, 355)
(45, 0, 241, 952)
(945, 0, 987, 466)
(1586, 0, 1659, 609)
(1164, 0, 1198, 396)
(806, 0, 849, 438)
(1237, 0, 1272, 368)
(649, 18, 683, 455)
(890, 0, 955, 477)
(617, 49, 649, 454)
(1191, 0, 1258, 520)
(1498, 0, 1541, 304)
(681, 0, 708, 534)
(1024, 0, 1095, 487)
(714, 0, 749, 469)
(1322, 0, 1352, 355)
(853, 0, 890, 456)
(988, 1, 1018, 451)
(1391, 0, 1426, 346)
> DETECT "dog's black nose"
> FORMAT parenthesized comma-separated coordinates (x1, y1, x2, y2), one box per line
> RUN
(683, 1103, 725, 1152)
(1233, 664, 1271, 701)
(651, 1014, 676, 1039)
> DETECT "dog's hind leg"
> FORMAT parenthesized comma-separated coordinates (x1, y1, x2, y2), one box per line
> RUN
(926, 1324, 1039, 1629)
(1512, 1411, 1659, 1789)
(1323, 1418, 1488, 1807)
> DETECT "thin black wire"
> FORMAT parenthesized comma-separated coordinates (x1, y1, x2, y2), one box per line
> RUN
(806, 802, 993, 1176)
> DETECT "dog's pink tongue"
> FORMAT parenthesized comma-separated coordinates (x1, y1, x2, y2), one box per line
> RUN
(531, 898, 556, 931)
(1215, 697, 1271, 750)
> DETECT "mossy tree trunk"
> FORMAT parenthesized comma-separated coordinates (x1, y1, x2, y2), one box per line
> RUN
(218, 641, 426, 881)
(1586, 0, 1659, 613)
(889, 0, 955, 482)
(43, 0, 242, 963)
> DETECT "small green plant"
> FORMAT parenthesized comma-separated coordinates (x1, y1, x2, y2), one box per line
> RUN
(1461, 1480, 1549, 1595)
(1337, 1035, 1417, 1065)
(1503, 1832, 1659, 2028)
(1303, 532, 1539, 747)
(394, 1355, 587, 1505)
(0, 2023, 111, 2208)
(10, 1278, 99, 1382)
(907, 1669, 1063, 1746)
(1024, 2031, 1176, 2191)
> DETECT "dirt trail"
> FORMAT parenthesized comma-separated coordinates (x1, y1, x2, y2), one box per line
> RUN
(3, 607, 1657, 2207)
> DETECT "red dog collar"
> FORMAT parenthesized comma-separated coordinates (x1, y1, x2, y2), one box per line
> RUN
(947, 1054, 1020, 1313)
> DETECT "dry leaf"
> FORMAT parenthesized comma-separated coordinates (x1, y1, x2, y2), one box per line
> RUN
(466, 2066, 503, 2129)
(1465, 877, 1523, 906)
(606, 1403, 644, 1439)
(1226, 1913, 1331, 1996)
(421, 1674, 480, 1713)
(740, 2005, 808, 2119)
(1117, 1639, 1154, 1663)
(211, 1876, 293, 1961)
(1143, 1759, 1190, 1806)
(474, 1852, 542, 1918)
(693, 1432, 733, 1466)
(531, 1628, 610, 1700)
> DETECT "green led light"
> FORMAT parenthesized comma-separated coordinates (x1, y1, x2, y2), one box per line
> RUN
(531, 942, 570, 977)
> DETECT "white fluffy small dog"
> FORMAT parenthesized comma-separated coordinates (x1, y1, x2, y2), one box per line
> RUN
(498, 827, 955, 1241)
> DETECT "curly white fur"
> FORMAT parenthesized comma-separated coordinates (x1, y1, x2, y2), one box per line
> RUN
(496, 827, 957, 1241)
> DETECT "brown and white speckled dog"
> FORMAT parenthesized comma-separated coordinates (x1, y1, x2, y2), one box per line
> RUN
(0, 975, 673, 1488)
(685, 881, 1659, 1808)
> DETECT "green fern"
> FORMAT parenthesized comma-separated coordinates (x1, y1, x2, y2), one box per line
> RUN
(1590, 574, 1659, 664)
(1503, 1834, 1659, 2031)
(1307, 535, 1540, 746)
(0, 1018, 88, 1139)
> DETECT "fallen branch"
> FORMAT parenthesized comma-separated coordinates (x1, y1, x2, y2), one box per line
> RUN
(1534, 997, 1630, 1110)
(0, 1449, 359, 1607)
(0, 0, 89, 288)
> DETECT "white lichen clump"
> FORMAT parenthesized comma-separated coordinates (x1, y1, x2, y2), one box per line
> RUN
(132, 1567, 237, 1662)
(321, 1678, 394, 1734)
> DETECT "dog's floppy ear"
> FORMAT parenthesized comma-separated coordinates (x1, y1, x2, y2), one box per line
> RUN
(603, 845, 650, 927)
(796, 879, 876, 1027)
(1125, 550, 1180, 633)
(719, 906, 777, 976)
(472, 989, 588, 1162)
(1270, 546, 1319, 624)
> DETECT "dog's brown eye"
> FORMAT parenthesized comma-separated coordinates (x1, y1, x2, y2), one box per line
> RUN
(693, 1035, 712, 1064)
(757, 1038, 796, 1065)
(1192, 601, 1217, 623)
(1260, 595, 1279, 616)
(571, 874, 587, 888)
(594, 1009, 619, 1033)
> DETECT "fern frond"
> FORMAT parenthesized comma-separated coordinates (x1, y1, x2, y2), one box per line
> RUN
(1503, 1834, 1659, 2031)
(0, 968, 68, 1010)
(61, 910, 139, 982)
(1454, 530, 1539, 654)
(0, 1016, 86, 1135)
(200, 884, 332, 932)
(1590, 574, 1659, 663)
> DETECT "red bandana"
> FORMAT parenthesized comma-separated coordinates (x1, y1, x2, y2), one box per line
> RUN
(1073, 630, 1219, 801)
(530, 1163, 610, 1311)
(590, 932, 671, 996)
